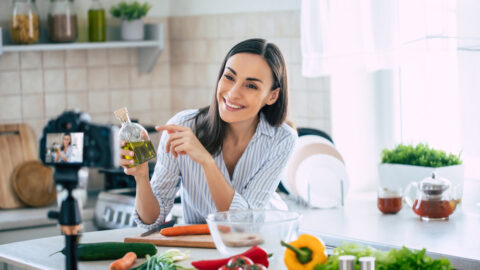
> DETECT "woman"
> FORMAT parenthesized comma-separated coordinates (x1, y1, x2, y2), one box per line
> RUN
(121, 38, 297, 228)
(55, 133, 72, 163)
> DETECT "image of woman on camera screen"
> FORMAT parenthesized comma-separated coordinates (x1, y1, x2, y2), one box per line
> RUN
(120, 38, 297, 228)
(55, 133, 74, 163)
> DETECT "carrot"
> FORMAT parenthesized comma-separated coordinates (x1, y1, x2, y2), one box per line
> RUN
(160, 224, 210, 236)
(109, 252, 137, 270)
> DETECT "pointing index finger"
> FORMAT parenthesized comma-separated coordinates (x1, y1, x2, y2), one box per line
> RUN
(155, 124, 188, 132)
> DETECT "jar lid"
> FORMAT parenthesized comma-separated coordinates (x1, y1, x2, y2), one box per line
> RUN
(419, 173, 450, 195)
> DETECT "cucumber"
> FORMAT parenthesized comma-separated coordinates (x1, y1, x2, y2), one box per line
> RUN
(60, 242, 157, 261)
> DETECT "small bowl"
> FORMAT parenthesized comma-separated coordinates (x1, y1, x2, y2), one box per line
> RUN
(206, 210, 301, 263)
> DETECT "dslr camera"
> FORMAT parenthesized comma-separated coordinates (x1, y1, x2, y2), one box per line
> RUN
(40, 110, 120, 173)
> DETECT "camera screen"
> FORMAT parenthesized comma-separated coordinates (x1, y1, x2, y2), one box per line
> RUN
(45, 132, 84, 164)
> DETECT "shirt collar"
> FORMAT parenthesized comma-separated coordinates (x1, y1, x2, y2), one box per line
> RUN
(255, 113, 275, 138)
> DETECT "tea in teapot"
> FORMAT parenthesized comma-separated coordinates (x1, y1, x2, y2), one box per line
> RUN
(405, 173, 458, 221)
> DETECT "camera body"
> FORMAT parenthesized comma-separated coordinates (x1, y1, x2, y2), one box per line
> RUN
(39, 110, 120, 171)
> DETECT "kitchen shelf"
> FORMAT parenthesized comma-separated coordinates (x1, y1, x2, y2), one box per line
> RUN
(0, 23, 164, 73)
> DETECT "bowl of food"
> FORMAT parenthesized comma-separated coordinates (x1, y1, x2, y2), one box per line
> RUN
(206, 210, 301, 263)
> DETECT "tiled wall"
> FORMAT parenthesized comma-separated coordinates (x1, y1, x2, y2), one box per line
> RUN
(0, 11, 331, 189)
(0, 18, 171, 137)
(168, 10, 331, 132)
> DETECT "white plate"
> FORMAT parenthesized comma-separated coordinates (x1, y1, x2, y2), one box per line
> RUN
(282, 135, 345, 196)
(294, 154, 349, 208)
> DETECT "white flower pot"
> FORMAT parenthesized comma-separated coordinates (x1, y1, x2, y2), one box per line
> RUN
(378, 163, 464, 198)
(121, 19, 144, 41)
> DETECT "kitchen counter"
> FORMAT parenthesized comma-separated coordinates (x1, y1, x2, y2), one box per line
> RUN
(1, 179, 480, 269)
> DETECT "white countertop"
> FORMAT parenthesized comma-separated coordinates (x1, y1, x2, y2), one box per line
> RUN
(1, 179, 480, 269)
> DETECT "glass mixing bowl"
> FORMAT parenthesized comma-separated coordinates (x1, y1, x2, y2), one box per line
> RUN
(206, 209, 301, 264)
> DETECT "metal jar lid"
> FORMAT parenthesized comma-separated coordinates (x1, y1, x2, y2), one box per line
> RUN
(359, 256, 376, 270)
(338, 255, 356, 270)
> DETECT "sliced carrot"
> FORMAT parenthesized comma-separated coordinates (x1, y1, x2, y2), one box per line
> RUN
(160, 224, 210, 236)
(109, 252, 137, 270)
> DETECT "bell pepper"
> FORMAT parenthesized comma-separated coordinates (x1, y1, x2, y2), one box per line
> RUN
(191, 246, 269, 270)
(281, 234, 327, 270)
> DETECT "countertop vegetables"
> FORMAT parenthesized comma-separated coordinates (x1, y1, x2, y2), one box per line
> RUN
(110, 252, 137, 270)
(58, 242, 157, 261)
(314, 242, 453, 270)
(160, 224, 210, 236)
(131, 249, 192, 270)
(191, 246, 269, 270)
(281, 234, 327, 270)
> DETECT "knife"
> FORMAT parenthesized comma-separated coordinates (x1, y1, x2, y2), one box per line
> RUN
(140, 218, 177, 237)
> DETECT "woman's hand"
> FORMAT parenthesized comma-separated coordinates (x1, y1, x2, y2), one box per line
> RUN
(120, 141, 149, 181)
(156, 124, 212, 166)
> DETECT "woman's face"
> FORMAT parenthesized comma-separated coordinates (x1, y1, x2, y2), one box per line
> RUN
(216, 53, 279, 125)
(63, 135, 71, 147)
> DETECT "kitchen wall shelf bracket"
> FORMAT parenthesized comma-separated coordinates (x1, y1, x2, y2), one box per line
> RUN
(0, 23, 164, 74)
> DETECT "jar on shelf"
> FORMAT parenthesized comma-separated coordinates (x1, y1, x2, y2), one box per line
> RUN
(48, 0, 78, 43)
(10, 0, 40, 44)
(88, 0, 106, 42)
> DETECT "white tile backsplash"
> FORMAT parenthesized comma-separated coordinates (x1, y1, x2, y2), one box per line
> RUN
(107, 49, 130, 66)
(0, 52, 20, 71)
(43, 51, 65, 68)
(88, 92, 110, 114)
(65, 50, 87, 67)
(110, 90, 132, 112)
(20, 52, 42, 69)
(45, 93, 66, 117)
(109, 66, 130, 89)
(44, 69, 66, 93)
(21, 70, 43, 94)
(0, 71, 21, 95)
(67, 92, 88, 112)
(66, 68, 88, 92)
(87, 49, 108, 67)
(87, 67, 108, 91)
(22, 95, 44, 119)
(129, 89, 152, 112)
(0, 96, 21, 120)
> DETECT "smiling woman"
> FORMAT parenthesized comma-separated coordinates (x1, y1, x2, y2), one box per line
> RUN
(120, 38, 297, 228)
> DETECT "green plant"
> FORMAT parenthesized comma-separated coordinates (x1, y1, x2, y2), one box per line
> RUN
(109, 1, 152, 21)
(381, 143, 462, 168)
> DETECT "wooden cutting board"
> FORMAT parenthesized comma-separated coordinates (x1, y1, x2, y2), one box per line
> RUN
(124, 233, 216, 249)
(0, 123, 38, 209)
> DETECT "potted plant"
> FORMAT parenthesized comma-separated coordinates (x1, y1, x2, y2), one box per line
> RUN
(378, 143, 464, 198)
(109, 1, 151, 41)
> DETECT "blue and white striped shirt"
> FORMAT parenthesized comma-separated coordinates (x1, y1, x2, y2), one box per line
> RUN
(134, 109, 297, 229)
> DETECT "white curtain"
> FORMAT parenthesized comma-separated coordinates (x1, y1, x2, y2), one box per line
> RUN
(301, 0, 463, 191)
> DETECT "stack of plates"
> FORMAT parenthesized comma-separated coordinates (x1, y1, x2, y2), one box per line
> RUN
(282, 135, 349, 208)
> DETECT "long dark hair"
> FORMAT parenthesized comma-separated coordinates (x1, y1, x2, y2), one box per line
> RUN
(61, 133, 71, 151)
(194, 38, 288, 155)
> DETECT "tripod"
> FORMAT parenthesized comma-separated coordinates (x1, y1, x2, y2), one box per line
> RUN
(47, 166, 82, 270)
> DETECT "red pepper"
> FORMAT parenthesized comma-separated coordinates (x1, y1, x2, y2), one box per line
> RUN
(191, 246, 269, 270)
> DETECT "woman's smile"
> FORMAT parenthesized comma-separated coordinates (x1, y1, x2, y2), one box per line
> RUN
(223, 96, 246, 111)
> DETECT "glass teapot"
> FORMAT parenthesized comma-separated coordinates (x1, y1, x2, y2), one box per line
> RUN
(405, 173, 458, 221)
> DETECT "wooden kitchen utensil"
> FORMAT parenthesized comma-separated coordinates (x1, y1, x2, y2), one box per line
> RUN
(12, 160, 55, 207)
(0, 123, 38, 209)
(124, 233, 216, 249)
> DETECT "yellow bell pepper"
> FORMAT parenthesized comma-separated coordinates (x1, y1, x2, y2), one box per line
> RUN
(281, 234, 328, 270)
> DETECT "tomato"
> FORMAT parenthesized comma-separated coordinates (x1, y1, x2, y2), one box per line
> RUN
(227, 256, 254, 267)
(218, 265, 244, 270)
(244, 264, 267, 270)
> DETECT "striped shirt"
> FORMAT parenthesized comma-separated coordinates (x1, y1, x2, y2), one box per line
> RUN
(133, 109, 297, 229)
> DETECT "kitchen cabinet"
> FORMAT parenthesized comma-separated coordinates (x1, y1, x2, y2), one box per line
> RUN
(0, 24, 164, 74)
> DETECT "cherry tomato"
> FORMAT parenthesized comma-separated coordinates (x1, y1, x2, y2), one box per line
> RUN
(244, 264, 267, 270)
(227, 256, 254, 267)
(218, 265, 244, 270)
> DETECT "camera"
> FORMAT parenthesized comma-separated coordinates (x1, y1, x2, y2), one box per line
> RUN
(40, 110, 120, 270)
(40, 110, 120, 170)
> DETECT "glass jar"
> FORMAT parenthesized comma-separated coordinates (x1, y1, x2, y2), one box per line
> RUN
(114, 107, 157, 166)
(48, 0, 78, 42)
(88, 0, 106, 42)
(377, 187, 403, 214)
(10, 0, 39, 44)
